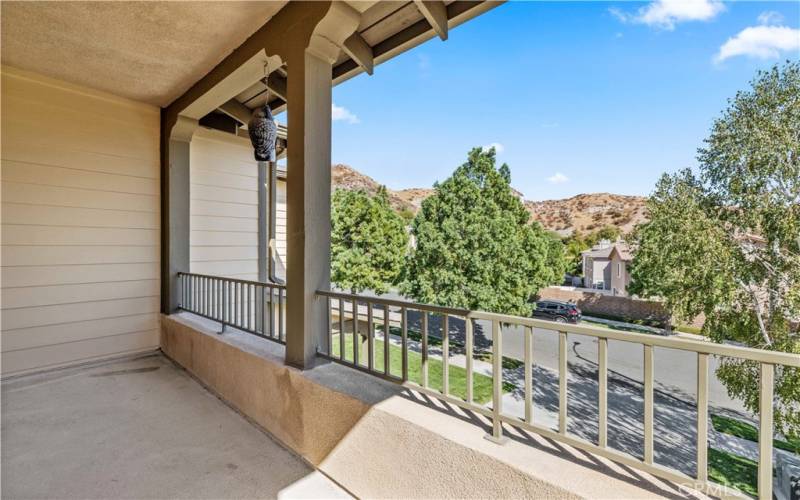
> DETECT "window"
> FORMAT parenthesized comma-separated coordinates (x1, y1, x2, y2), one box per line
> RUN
(618, 262, 622, 278)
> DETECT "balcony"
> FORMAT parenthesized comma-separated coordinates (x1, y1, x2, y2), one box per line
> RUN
(1, 2, 796, 499)
(166, 273, 798, 498)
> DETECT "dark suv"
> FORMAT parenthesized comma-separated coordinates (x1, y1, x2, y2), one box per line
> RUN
(532, 300, 582, 324)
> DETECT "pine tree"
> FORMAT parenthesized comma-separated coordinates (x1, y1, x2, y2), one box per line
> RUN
(402, 147, 564, 316)
(331, 187, 408, 294)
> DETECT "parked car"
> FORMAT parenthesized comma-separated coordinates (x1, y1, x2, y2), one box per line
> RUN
(532, 300, 582, 324)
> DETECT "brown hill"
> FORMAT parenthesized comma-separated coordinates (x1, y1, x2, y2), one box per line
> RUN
(331, 164, 432, 214)
(526, 193, 647, 236)
(331, 164, 648, 235)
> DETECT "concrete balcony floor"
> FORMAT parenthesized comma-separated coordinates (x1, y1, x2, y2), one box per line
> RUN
(1, 353, 350, 500)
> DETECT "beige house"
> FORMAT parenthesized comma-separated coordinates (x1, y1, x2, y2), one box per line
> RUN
(582, 240, 633, 296)
(1, 3, 793, 499)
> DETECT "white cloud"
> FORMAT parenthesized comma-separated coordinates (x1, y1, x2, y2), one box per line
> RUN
(715, 25, 800, 62)
(332, 103, 360, 124)
(418, 53, 431, 71)
(757, 11, 784, 26)
(611, 0, 725, 30)
(482, 142, 505, 154)
(547, 172, 570, 184)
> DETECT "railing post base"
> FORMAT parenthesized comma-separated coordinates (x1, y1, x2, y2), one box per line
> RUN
(483, 433, 508, 445)
(219, 323, 226, 335)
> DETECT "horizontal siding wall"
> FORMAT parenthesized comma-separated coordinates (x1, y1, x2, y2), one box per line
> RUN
(1, 66, 161, 375)
(189, 128, 287, 282)
(276, 179, 286, 281)
(190, 129, 259, 280)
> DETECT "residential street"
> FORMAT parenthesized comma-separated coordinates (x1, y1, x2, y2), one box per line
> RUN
(333, 297, 773, 477)
(404, 310, 749, 415)
(394, 325, 795, 478)
(345, 291, 750, 415)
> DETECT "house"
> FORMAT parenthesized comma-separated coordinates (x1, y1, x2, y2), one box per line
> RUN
(1, 2, 793, 499)
(582, 239, 633, 296)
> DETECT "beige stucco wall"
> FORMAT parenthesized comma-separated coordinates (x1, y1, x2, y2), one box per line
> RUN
(1, 66, 161, 375)
(189, 129, 286, 281)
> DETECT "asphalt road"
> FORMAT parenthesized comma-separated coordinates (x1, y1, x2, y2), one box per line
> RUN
(344, 289, 752, 416)
(402, 309, 749, 416)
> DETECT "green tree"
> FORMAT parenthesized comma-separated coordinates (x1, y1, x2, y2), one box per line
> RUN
(629, 61, 800, 437)
(331, 187, 408, 294)
(401, 147, 564, 316)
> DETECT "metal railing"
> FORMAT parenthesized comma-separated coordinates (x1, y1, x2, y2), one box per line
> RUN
(317, 289, 800, 499)
(178, 272, 286, 343)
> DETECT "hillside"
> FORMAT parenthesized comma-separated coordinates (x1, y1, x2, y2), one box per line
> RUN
(331, 164, 648, 235)
(331, 164, 432, 214)
(525, 193, 648, 236)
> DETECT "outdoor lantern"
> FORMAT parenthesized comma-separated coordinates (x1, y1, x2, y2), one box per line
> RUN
(248, 63, 278, 162)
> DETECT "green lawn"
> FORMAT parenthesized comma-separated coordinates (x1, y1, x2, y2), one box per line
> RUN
(331, 331, 504, 404)
(708, 447, 758, 498)
(711, 414, 799, 454)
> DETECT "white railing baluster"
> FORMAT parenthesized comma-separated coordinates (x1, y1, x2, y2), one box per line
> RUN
(758, 363, 774, 500)
(339, 298, 345, 360)
(326, 296, 332, 352)
(367, 302, 374, 371)
(524, 325, 533, 424)
(352, 299, 359, 366)
(384, 305, 390, 375)
(466, 317, 474, 404)
(442, 314, 449, 396)
(696, 353, 708, 482)
(559, 330, 568, 435)
(486, 319, 505, 443)
(644, 344, 654, 464)
(401, 307, 408, 381)
(422, 312, 429, 388)
(598, 337, 608, 448)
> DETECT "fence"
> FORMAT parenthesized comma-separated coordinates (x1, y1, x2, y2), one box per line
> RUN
(178, 272, 286, 343)
(316, 289, 800, 500)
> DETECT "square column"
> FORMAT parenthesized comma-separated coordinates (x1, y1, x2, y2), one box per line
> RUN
(161, 116, 198, 314)
(284, 49, 333, 368)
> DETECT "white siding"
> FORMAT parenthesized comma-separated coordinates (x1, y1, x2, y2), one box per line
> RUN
(189, 128, 287, 282)
(190, 128, 258, 280)
(275, 178, 286, 281)
(1, 67, 161, 375)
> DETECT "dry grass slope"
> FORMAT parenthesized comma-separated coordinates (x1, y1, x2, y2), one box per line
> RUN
(332, 164, 649, 235)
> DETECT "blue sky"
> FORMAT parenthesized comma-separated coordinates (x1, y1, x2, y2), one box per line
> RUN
(329, 1, 800, 201)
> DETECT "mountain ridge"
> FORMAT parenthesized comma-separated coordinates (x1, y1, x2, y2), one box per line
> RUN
(331, 164, 648, 235)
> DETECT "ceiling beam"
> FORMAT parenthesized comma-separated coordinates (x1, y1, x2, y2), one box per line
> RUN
(342, 32, 374, 75)
(414, 1, 448, 41)
(218, 99, 252, 125)
(265, 72, 287, 101)
(333, 2, 502, 86)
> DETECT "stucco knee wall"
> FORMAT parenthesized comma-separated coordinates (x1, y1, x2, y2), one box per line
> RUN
(159, 314, 581, 499)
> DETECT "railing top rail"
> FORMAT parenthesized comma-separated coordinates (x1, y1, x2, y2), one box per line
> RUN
(468, 310, 800, 367)
(316, 289, 800, 367)
(179, 272, 286, 289)
(316, 289, 470, 316)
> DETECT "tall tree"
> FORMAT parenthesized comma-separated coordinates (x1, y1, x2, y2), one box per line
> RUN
(629, 61, 800, 436)
(331, 187, 408, 294)
(402, 147, 564, 316)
